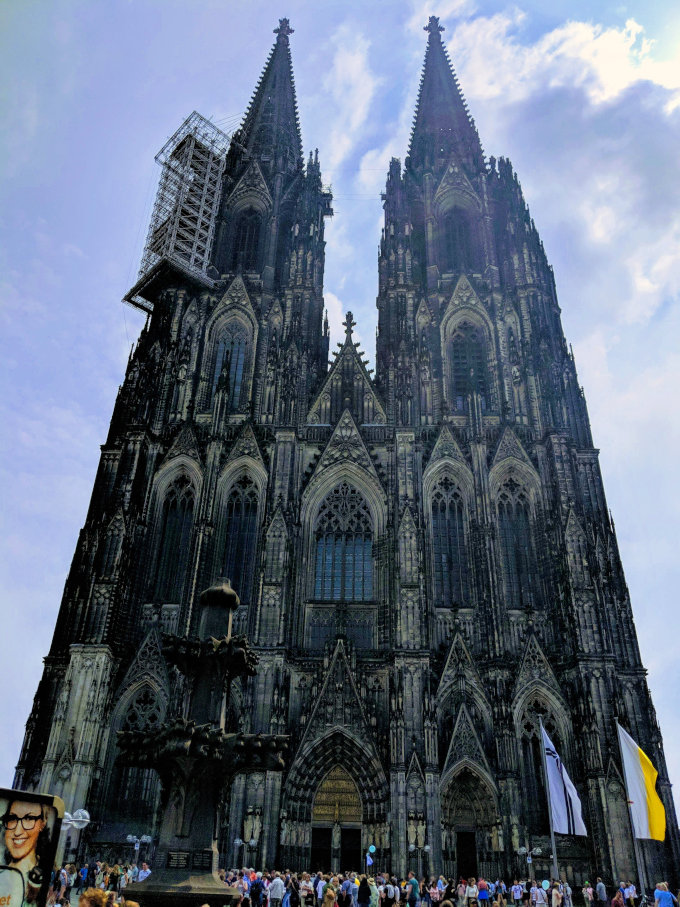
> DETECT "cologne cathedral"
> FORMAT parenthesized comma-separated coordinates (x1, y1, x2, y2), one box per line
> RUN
(15, 16, 679, 886)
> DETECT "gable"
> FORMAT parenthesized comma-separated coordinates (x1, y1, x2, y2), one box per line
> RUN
(309, 409, 381, 484)
(298, 639, 374, 751)
(227, 422, 265, 466)
(442, 703, 492, 780)
(491, 425, 534, 470)
(433, 158, 480, 214)
(228, 160, 273, 210)
(437, 632, 486, 702)
(513, 633, 563, 702)
(425, 424, 468, 470)
(307, 320, 385, 426)
(164, 422, 202, 465)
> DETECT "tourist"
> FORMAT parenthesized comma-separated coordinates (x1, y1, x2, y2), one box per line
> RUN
(270, 871, 286, 907)
(137, 862, 151, 883)
(406, 873, 419, 907)
(465, 877, 478, 907)
(551, 884, 562, 907)
(653, 883, 677, 907)
(595, 880, 607, 906)
(78, 889, 109, 907)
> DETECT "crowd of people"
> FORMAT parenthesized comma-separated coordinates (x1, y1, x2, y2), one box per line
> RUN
(49, 863, 678, 907)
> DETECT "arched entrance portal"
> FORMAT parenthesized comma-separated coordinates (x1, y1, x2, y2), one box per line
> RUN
(441, 765, 501, 880)
(311, 765, 362, 871)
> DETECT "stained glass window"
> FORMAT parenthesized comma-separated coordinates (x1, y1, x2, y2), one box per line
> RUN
(232, 208, 261, 271)
(314, 482, 373, 601)
(449, 322, 488, 412)
(431, 476, 468, 606)
(211, 324, 248, 408)
(218, 476, 259, 605)
(498, 478, 536, 608)
(154, 475, 195, 602)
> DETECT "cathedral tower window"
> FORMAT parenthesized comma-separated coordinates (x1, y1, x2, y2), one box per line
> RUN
(443, 208, 475, 273)
(232, 208, 262, 271)
(216, 475, 259, 605)
(313, 482, 373, 601)
(430, 476, 468, 606)
(448, 322, 488, 411)
(210, 323, 249, 408)
(497, 478, 537, 608)
(153, 475, 195, 602)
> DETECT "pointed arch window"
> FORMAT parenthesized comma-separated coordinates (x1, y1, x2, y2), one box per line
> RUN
(114, 687, 163, 822)
(448, 322, 488, 412)
(497, 478, 537, 608)
(211, 322, 249, 408)
(314, 482, 373, 601)
(232, 208, 261, 271)
(217, 476, 259, 605)
(430, 476, 468, 606)
(520, 698, 561, 834)
(444, 208, 475, 273)
(154, 475, 195, 602)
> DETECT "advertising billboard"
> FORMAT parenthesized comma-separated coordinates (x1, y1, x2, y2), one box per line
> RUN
(0, 789, 65, 907)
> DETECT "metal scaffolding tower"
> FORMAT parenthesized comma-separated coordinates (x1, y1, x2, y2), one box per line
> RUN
(128, 112, 230, 311)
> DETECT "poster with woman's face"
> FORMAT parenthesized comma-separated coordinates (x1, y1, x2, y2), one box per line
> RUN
(0, 789, 64, 907)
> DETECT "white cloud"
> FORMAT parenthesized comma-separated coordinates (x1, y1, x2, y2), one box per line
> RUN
(448, 13, 680, 106)
(322, 25, 382, 170)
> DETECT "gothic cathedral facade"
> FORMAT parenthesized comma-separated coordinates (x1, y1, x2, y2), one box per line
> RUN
(15, 17, 679, 885)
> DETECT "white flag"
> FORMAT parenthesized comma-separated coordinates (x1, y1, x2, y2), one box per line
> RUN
(541, 724, 588, 835)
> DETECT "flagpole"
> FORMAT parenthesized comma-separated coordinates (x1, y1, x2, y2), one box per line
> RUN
(615, 721, 647, 898)
(539, 720, 560, 882)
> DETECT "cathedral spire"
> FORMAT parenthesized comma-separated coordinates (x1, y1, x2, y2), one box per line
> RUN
(237, 18, 303, 168)
(407, 16, 484, 175)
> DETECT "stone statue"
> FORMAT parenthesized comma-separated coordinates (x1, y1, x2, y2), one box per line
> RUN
(407, 811, 417, 845)
(252, 807, 262, 844)
(243, 806, 254, 843)
(416, 814, 426, 848)
(332, 821, 341, 851)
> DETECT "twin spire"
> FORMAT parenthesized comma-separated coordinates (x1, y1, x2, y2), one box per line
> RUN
(236, 16, 482, 176)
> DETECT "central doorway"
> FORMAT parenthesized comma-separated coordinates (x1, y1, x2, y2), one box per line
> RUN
(312, 765, 363, 872)
(456, 831, 478, 876)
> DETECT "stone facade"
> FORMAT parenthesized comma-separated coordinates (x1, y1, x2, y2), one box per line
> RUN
(15, 17, 679, 887)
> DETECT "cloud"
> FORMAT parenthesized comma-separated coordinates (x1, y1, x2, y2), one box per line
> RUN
(322, 25, 382, 170)
(448, 13, 680, 106)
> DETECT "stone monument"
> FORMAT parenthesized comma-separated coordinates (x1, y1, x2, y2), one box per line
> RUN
(117, 581, 287, 907)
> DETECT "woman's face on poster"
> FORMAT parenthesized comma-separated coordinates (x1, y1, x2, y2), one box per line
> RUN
(3, 801, 46, 862)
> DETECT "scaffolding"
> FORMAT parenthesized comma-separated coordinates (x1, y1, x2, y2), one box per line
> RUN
(129, 112, 231, 311)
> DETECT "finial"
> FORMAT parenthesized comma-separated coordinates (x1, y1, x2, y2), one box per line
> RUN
(424, 15, 444, 35)
(343, 311, 355, 339)
(274, 18, 294, 42)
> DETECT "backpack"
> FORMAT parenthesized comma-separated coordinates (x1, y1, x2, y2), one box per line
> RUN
(252, 881, 264, 903)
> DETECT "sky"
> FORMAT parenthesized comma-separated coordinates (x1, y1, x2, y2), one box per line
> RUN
(1, 0, 679, 816)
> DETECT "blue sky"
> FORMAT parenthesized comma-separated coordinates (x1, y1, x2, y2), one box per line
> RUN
(1, 0, 679, 815)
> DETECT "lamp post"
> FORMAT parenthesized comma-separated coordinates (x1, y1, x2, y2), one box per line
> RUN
(126, 834, 153, 863)
(59, 808, 91, 865)
(517, 845, 542, 877)
(408, 843, 431, 878)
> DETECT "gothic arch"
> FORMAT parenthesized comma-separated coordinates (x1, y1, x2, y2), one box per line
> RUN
(305, 456, 386, 525)
(440, 307, 497, 413)
(488, 459, 542, 508)
(423, 458, 475, 513)
(211, 466, 266, 605)
(146, 459, 201, 602)
(283, 729, 389, 825)
(513, 689, 570, 835)
(101, 667, 169, 827)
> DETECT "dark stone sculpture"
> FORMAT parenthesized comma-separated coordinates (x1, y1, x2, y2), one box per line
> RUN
(117, 581, 287, 907)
